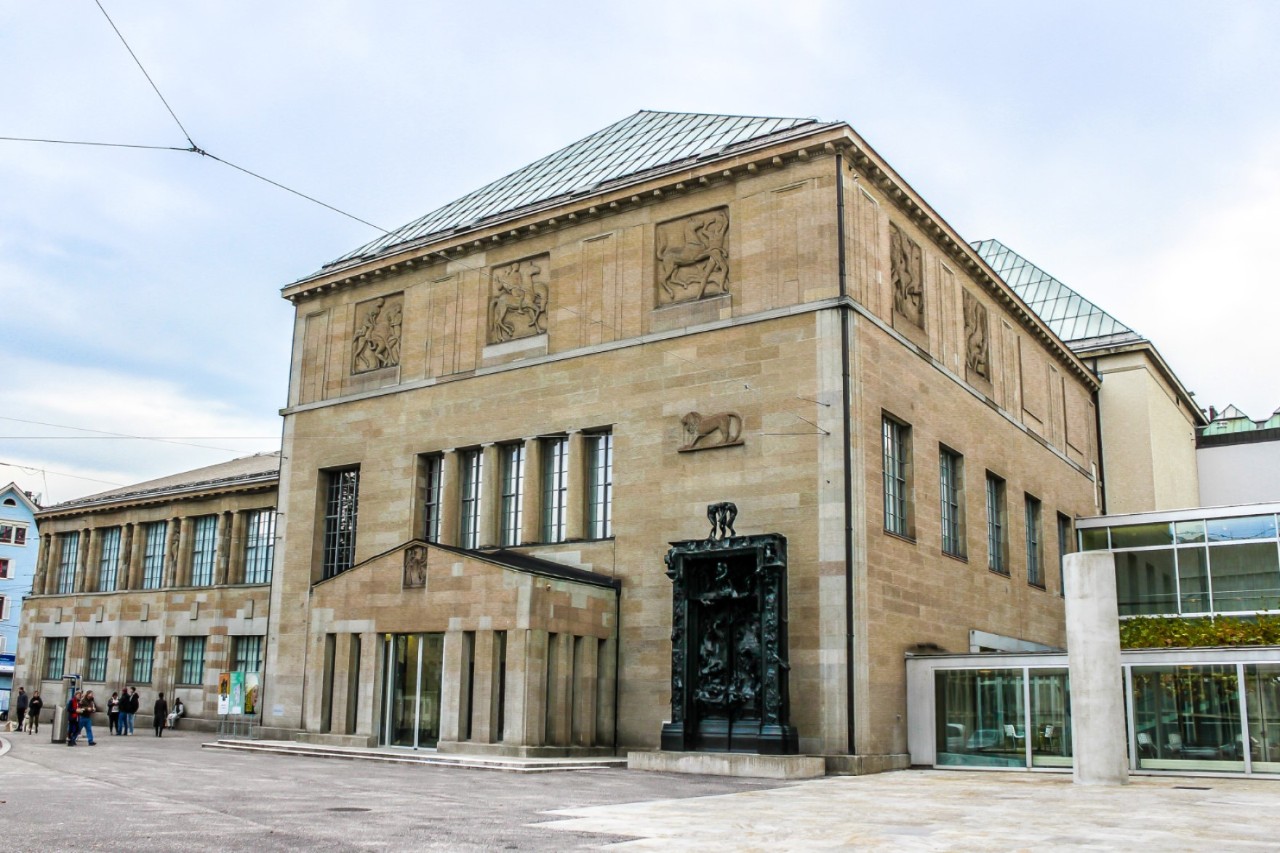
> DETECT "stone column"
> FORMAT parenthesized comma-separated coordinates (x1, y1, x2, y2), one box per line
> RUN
(83, 528, 101, 593)
(214, 511, 233, 585)
(503, 628, 548, 748)
(228, 511, 247, 585)
(38, 533, 56, 594)
(357, 631, 380, 740)
(119, 526, 135, 591)
(572, 635, 598, 746)
(520, 439, 544, 545)
(595, 635, 616, 747)
(565, 431, 586, 541)
(329, 633, 352, 734)
(439, 630, 470, 743)
(176, 517, 195, 588)
(545, 633, 573, 747)
(439, 450, 459, 547)
(478, 444, 500, 549)
(470, 630, 498, 743)
(1065, 551, 1129, 786)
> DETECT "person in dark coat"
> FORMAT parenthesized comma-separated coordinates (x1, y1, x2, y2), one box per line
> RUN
(107, 691, 121, 735)
(153, 693, 169, 737)
(27, 692, 42, 734)
(14, 687, 28, 732)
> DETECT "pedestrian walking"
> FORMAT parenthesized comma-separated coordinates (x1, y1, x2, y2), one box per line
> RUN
(79, 691, 99, 745)
(27, 691, 42, 734)
(14, 686, 28, 732)
(108, 691, 121, 734)
(122, 686, 138, 735)
(66, 691, 81, 746)
(153, 693, 169, 737)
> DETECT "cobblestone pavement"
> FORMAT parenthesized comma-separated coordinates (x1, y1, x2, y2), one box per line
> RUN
(4, 731, 1278, 851)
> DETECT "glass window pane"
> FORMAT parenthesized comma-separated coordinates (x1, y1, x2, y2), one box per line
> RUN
(1208, 542, 1280, 613)
(1207, 515, 1278, 543)
(1177, 547, 1211, 614)
(1175, 520, 1206, 545)
(1115, 549, 1178, 615)
(1110, 522, 1172, 549)
(1131, 664, 1244, 773)
(1029, 669, 1072, 768)
(1244, 664, 1280, 774)
(934, 668, 1027, 767)
(1079, 527, 1109, 551)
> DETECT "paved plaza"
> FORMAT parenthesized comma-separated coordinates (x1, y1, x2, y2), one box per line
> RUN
(2, 730, 1279, 850)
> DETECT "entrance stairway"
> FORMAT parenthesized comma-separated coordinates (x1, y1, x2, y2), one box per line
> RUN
(201, 739, 626, 773)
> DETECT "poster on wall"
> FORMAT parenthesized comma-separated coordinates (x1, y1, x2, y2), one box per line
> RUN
(217, 672, 231, 715)
(243, 672, 260, 716)
(229, 671, 245, 715)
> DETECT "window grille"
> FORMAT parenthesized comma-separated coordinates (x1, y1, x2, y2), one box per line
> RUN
(191, 515, 218, 586)
(459, 450, 483, 549)
(322, 469, 360, 579)
(244, 509, 276, 584)
(542, 437, 568, 543)
(587, 432, 613, 539)
(500, 444, 525, 547)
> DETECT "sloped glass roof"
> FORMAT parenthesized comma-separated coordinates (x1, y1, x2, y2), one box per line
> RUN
(326, 110, 830, 269)
(972, 238, 1138, 344)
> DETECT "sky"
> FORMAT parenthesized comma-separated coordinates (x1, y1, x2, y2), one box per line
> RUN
(2, 0, 1277, 505)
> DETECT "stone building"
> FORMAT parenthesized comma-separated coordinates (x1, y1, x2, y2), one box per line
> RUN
(13, 453, 279, 728)
(267, 110, 1102, 770)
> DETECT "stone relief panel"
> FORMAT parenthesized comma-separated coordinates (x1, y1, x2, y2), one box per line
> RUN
(655, 207, 730, 306)
(679, 411, 743, 452)
(889, 222, 924, 328)
(488, 255, 550, 344)
(351, 292, 403, 374)
(403, 544, 428, 589)
(962, 288, 991, 381)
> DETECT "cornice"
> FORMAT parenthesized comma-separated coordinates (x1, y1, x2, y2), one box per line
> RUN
(36, 472, 278, 522)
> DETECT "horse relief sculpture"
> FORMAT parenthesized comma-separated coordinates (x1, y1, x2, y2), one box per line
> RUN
(889, 222, 924, 328)
(962, 288, 991, 381)
(655, 207, 730, 305)
(488, 256, 549, 344)
(351, 292, 404, 373)
(680, 411, 743, 451)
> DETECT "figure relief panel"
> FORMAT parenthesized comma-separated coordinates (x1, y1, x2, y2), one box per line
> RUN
(889, 222, 924, 328)
(351, 292, 403, 374)
(655, 207, 730, 306)
(487, 254, 549, 344)
(962, 288, 991, 383)
(403, 544, 428, 589)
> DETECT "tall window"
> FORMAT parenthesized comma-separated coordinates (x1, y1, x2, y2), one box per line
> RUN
(421, 455, 443, 543)
(1057, 513, 1073, 598)
(86, 637, 108, 682)
(587, 431, 614, 540)
(322, 469, 360, 579)
(243, 509, 276, 584)
(130, 637, 155, 684)
(499, 444, 525, 547)
(233, 635, 264, 674)
(459, 449, 483, 549)
(882, 416, 911, 537)
(939, 447, 964, 557)
(57, 531, 80, 594)
(542, 436, 569, 543)
(0, 558, 9, 578)
(191, 515, 218, 586)
(986, 473, 1008, 575)
(179, 637, 206, 685)
(142, 522, 167, 589)
(45, 637, 66, 680)
(1025, 495, 1043, 588)
(97, 526, 122, 591)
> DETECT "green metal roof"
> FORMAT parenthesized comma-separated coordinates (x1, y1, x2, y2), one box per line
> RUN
(972, 238, 1138, 345)
(1202, 405, 1280, 436)
(325, 110, 833, 270)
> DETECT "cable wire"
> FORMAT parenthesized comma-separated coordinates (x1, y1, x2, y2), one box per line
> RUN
(0, 136, 192, 152)
(94, 0, 195, 147)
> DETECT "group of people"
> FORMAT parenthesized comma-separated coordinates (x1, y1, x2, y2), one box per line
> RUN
(9, 686, 43, 734)
(9, 685, 186, 745)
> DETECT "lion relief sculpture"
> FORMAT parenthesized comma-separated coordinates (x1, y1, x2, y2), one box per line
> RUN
(679, 411, 743, 452)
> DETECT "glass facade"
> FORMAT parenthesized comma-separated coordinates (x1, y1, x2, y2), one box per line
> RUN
(1081, 511, 1280, 616)
(191, 515, 218, 586)
(97, 526, 121, 592)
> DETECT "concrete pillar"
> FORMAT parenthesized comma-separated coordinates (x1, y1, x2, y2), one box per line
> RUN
(329, 633, 350, 734)
(572, 635, 598, 746)
(84, 528, 102, 593)
(228, 511, 247, 585)
(520, 439, 543, 545)
(121, 525, 138, 591)
(595, 636, 616, 747)
(43, 532, 59, 594)
(356, 632, 380, 739)
(439, 630, 469, 743)
(504, 629, 547, 747)
(176, 517, 195, 587)
(565, 431, 586, 541)
(1065, 551, 1129, 786)
(214, 511, 233, 585)
(478, 444, 500, 549)
(470, 630, 497, 743)
(74, 528, 91, 592)
(545, 633, 573, 746)
(439, 450, 459, 547)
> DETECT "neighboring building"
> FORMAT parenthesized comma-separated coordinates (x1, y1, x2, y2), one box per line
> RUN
(13, 453, 279, 728)
(908, 502, 1280, 777)
(974, 240, 1206, 514)
(1, 483, 40, 710)
(1197, 405, 1280, 506)
(266, 110, 1102, 769)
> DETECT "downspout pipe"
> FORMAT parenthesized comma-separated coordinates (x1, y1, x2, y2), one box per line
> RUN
(835, 153, 857, 754)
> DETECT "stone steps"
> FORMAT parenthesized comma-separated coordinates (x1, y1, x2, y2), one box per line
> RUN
(201, 739, 626, 773)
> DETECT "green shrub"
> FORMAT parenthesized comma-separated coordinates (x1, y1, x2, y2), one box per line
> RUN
(1119, 614, 1280, 649)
